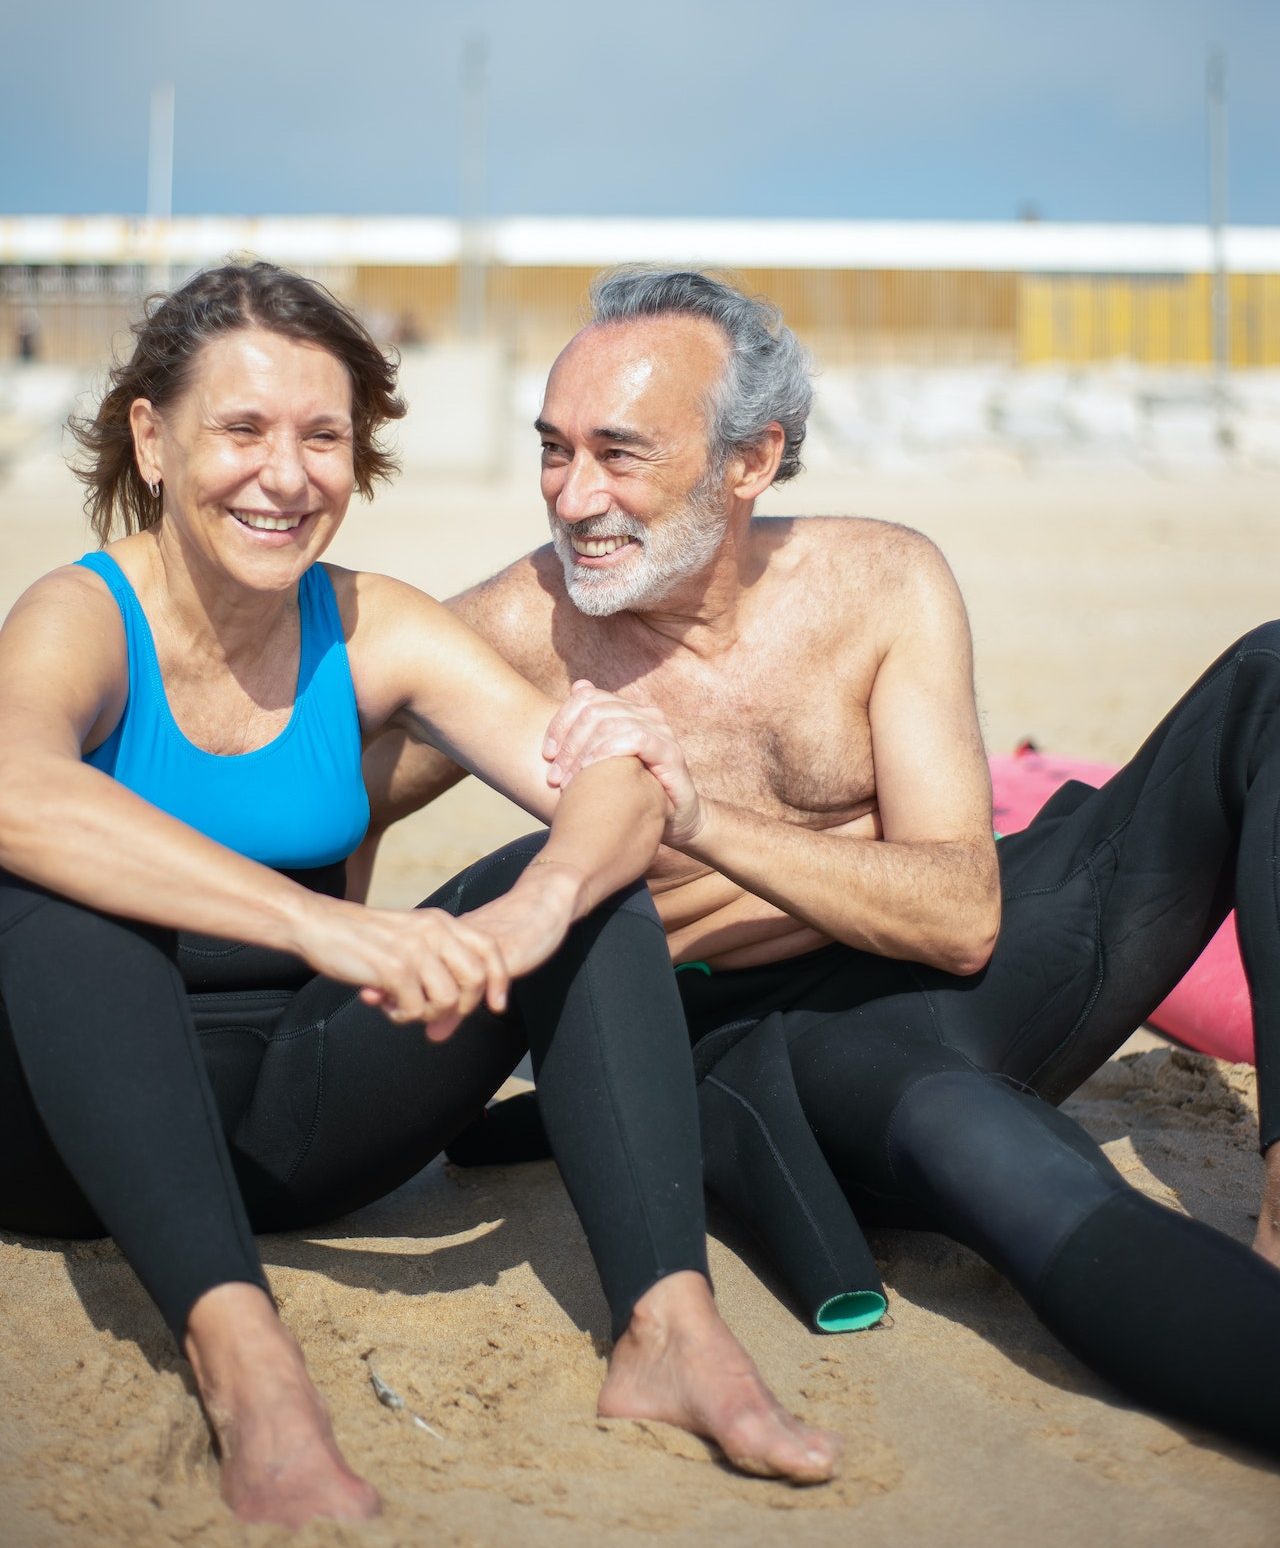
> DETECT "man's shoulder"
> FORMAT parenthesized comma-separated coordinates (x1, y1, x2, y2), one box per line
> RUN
(760, 514, 952, 588)
(447, 544, 567, 678)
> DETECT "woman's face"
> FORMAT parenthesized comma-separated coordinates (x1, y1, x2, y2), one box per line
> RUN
(133, 326, 357, 592)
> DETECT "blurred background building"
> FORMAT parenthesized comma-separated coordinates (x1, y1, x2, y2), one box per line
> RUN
(4, 213, 1279, 478)
(2, 0, 1277, 477)
(2, 214, 1277, 369)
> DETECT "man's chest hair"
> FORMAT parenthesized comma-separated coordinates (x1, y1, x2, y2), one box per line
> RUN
(557, 625, 879, 824)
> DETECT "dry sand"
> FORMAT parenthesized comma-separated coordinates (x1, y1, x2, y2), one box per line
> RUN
(2, 442, 1280, 1546)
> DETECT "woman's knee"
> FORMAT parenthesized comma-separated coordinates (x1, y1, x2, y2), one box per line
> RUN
(423, 831, 549, 914)
(0, 875, 177, 963)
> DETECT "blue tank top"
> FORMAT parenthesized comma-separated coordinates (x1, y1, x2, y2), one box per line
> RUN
(78, 552, 369, 870)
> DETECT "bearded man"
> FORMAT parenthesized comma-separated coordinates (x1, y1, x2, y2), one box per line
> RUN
(356, 268, 1280, 1458)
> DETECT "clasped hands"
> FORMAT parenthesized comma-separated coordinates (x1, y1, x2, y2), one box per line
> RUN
(543, 679, 705, 848)
(307, 683, 699, 1041)
(298, 861, 582, 1043)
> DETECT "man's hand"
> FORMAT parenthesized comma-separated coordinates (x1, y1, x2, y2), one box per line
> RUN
(543, 680, 705, 847)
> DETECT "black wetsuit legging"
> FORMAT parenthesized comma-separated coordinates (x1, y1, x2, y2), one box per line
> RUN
(463, 624, 1280, 1456)
(693, 622, 1280, 1454)
(0, 834, 708, 1343)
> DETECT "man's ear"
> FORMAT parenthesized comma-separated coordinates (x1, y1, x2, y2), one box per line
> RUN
(728, 423, 785, 501)
(129, 398, 164, 486)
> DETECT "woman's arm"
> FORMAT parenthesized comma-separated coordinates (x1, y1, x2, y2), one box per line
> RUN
(0, 571, 516, 1030)
(0, 566, 665, 1034)
(340, 567, 668, 917)
(0, 568, 316, 946)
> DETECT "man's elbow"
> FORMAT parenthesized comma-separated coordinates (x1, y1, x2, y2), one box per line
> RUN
(938, 893, 1001, 977)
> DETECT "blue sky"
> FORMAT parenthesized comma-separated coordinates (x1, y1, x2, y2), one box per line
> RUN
(1, 0, 1275, 223)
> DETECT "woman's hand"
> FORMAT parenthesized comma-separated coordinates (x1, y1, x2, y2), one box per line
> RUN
(543, 681, 705, 848)
(292, 858, 586, 1042)
(293, 898, 513, 1043)
(460, 859, 584, 978)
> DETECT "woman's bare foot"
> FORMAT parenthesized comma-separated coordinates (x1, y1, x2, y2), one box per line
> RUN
(184, 1283, 381, 1528)
(598, 1271, 841, 1484)
(1252, 1144, 1280, 1271)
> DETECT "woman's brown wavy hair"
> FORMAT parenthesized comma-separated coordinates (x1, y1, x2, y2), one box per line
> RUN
(70, 260, 406, 543)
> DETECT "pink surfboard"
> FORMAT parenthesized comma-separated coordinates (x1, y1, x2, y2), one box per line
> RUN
(989, 746, 1254, 1065)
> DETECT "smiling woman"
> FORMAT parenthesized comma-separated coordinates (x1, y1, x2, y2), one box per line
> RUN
(0, 262, 838, 1528)
(69, 263, 403, 542)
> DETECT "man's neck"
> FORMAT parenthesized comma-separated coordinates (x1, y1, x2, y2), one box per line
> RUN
(622, 511, 764, 662)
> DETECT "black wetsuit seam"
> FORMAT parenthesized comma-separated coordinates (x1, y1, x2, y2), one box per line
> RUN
(905, 963, 968, 1052)
(586, 946, 667, 1285)
(286, 1018, 329, 1185)
(436, 839, 544, 913)
(187, 990, 295, 1004)
(883, 1070, 952, 1189)
(1210, 655, 1242, 822)
(256, 1018, 328, 1045)
(1031, 1185, 1127, 1299)
(0, 896, 51, 939)
(195, 1025, 271, 1043)
(162, 948, 260, 1269)
(1024, 855, 1107, 1088)
(701, 1073, 843, 1281)
(280, 990, 363, 1184)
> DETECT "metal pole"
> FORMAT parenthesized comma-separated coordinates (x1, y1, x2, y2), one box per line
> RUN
(147, 83, 175, 294)
(457, 37, 488, 340)
(1207, 46, 1232, 449)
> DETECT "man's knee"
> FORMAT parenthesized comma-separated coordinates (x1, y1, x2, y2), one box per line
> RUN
(1222, 622, 1280, 737)
(887, 1069, 1125, 1283)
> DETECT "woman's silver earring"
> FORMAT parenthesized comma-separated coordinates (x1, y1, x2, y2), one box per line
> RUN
(148, 480, 161, 499)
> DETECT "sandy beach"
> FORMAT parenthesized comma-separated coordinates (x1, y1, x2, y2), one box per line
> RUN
(3, 420, 1280, 1546)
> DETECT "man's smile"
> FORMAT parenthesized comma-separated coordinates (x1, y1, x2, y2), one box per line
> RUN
(571, 534, 638, 560)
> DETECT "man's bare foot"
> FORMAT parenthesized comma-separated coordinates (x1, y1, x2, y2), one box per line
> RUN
(598, 1271, 841, 1484)
(184, 1283, 381, 1528)
(1252, 1144, 1280, 1271)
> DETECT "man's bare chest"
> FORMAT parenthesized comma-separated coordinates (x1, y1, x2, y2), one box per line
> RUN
(553, 633, 878, 827)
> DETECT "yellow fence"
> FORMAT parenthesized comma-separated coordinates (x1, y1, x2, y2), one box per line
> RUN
(1017, 273, 1280, 368)
(4, 263, 1280, 369)
(354, 265, 1280, 369)
(348, 264, 1021, 366)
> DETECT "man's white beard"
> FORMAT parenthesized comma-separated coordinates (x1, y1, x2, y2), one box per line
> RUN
(549, 472, 729, 617)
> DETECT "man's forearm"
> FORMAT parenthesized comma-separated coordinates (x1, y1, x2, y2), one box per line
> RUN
(682, 798, 1000, 975)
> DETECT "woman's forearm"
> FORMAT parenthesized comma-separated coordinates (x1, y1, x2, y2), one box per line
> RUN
(0, 752, 318, 949)
(536, 758, 666, 919)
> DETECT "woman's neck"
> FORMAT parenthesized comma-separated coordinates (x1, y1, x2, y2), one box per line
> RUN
(128, 523, 302, 667)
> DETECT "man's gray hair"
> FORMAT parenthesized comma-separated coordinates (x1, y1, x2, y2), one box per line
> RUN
(588, 268, 812, 484)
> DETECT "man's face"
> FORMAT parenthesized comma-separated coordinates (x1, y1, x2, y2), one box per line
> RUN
(536, 315, 732, 616)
